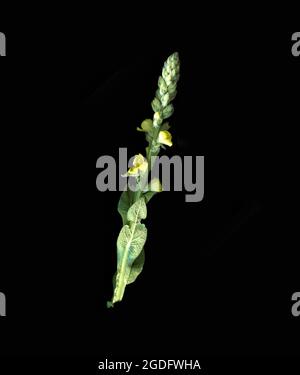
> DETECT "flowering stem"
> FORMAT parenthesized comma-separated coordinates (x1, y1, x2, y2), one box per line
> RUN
(108, 52, 180, 307)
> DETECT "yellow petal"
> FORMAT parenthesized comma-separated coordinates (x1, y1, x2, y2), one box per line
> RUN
(139, 160, 148, 173)
(158, 130, 173, 147)
(129, 154, 148, 175)
(149, 178, 163, 192)
(127, 166, 139, 176)
(133, 154, 145, 168)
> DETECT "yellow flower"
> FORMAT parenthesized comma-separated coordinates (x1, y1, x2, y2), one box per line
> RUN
(137, 119, 153, 132)
(158, 130, 173, 147)
(149, 178, 163, 192)
(126, 154, 148, 176)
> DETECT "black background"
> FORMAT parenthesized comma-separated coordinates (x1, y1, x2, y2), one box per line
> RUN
(0, 17, 299, 373)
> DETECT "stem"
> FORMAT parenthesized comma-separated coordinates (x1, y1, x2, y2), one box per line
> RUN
(133, 177, 142, 202)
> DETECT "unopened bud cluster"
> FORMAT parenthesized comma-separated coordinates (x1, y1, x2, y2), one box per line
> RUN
(151, 52, 180, 128)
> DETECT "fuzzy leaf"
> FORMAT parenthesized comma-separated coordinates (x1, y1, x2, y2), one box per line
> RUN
(117, 190, 132, 225)
(127, 249, 145, 284)
(128, 223, 147, 261)
(112, 222, 147, 304)
(127, 197, 147, 222)
(113, 248, 145, 287)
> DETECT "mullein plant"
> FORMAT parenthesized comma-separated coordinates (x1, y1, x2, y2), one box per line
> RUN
(107, 52, 180, 307)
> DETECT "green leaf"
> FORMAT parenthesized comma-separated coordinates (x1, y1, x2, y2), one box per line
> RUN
(113, 248, 145, 286)
(127, 249, 145, 284)
(116, 222, 146, 272)
(112, 222, 147, 304)
(127, 197, 147, 222)
(109, 197, 148, 305)
(117, 190, 132, 225)
(127, 223, 147, 261)
(116, 224, 131, 264)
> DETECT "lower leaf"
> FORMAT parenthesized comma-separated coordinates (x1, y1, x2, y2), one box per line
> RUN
(109, 223, 147, 305)
(127, 248, 145, 284)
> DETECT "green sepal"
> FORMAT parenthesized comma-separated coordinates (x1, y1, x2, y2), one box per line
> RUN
(151, 97, 162, 112)
(162, 103, 174, 119)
